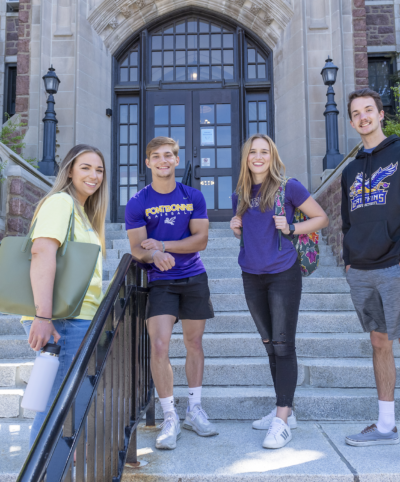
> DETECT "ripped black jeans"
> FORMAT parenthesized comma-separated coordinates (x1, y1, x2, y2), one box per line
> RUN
(242, 261, 302, 408)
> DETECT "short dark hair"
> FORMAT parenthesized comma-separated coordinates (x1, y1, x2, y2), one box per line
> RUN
(347, 88, 384, 120)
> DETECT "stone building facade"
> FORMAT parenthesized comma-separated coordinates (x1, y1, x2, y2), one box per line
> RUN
(0, 0, 396, 222)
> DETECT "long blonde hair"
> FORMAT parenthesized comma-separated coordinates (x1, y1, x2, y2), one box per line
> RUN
(32, 144, 108, 255)
(236, 134, 285, 217)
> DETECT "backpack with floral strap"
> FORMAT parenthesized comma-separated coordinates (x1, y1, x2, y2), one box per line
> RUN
(275, 177, 319, 277)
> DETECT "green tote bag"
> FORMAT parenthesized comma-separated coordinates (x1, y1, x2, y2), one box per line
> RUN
(0, 201, 100, 319)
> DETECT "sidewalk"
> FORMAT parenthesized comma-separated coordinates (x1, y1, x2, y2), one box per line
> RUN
(122, 421, 400, 481)
(2, 420, 399, 481)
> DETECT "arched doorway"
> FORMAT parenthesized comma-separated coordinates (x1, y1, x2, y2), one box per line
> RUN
(112, 11, 273, 222)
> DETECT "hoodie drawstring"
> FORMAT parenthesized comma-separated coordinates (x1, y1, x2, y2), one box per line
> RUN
(362, 155, 367, 206)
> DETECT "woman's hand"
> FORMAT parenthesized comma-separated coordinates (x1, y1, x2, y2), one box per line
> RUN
(28, 318, 60, 351)
(230, 216, 242, 237)
(273, 215, 290, 234)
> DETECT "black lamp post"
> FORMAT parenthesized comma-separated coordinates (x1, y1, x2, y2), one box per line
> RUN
(39, 65, 61, 176)
(321, 56, 344, 170)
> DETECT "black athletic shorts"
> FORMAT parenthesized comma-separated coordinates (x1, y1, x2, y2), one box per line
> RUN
(145, 272, 214, 323)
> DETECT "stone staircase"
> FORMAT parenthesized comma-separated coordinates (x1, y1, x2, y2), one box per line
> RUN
(2, 222, 400, 480)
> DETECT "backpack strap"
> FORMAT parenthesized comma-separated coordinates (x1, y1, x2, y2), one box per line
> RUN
(237, 189, 244, 248)
(275, 177, 291, 251)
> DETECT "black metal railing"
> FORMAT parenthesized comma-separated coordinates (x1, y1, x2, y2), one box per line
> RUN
(17, 254, 154, 482)
(181, 160, 192, 187)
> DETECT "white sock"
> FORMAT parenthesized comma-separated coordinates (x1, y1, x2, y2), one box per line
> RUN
(188, 386, 202, 410)
(160, 396, 176, 418)
(377, 400, 395, 433)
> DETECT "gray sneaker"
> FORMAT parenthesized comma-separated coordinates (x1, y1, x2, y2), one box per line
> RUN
(345, 424, 399, 447)
(182, 403, 219, 437)
(155, 411, 181, 450)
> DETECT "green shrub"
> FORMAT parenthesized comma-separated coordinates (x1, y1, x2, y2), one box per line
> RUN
(0, 114, 39, 179)
(383, 84, 400, 137)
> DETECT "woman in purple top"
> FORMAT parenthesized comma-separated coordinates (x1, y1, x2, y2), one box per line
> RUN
(230, 134, 328, 449)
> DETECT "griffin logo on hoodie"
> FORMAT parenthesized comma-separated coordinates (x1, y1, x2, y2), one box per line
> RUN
(350, 162, 398, 212)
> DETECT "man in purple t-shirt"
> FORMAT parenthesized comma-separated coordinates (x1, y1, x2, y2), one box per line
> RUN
(125, 136, 217, 450)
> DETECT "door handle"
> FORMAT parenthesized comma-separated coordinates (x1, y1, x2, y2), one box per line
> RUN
(194, 165, 200, 180)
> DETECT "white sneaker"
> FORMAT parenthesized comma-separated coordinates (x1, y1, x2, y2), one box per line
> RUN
(262, 417, 292, 449)
(182, 403, 219, 437)
(155, 411, 181, 450)
(253, 408, 297, 430)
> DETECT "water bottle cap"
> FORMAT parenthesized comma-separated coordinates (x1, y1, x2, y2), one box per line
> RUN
(42, 343, 61, 356)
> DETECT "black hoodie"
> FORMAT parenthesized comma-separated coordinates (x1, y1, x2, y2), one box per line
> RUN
(341, 135, 400, 270)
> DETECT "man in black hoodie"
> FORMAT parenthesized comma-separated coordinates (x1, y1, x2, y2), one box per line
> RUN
(342, 88, 400, 447)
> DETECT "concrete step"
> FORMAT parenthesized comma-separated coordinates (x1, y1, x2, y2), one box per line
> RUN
(0, 316, 25, 336)
(210, 293, 354, 312)
(0, 420, 31, 481)
(122, 420, 395, 481)
(0, 359, 33, 387)
(105, 223, 123, 232)
(155, 386, 400, 421)
(4, 354, 393, 392)
(208, 277, 350, 294)
(103, 255, 339, 276)
(104, 265, 345, 282)
(0, 388, 34, 418)
(172, 311, 362, 334)
(172, 357, 400, 388)
(171, 357, 303, 387)
(169, 333, 380, 359)
(0, 336, 33, 360)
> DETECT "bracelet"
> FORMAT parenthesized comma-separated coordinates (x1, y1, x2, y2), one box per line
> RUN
(151, 249, 159, 260)
(161, 241, 166, 253)
(35, 315, 52, 323)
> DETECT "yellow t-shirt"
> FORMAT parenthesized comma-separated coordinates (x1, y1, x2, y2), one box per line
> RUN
(21, 193, 103, 321)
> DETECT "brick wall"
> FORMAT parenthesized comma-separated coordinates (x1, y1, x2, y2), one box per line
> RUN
(6, 177, 47, 237)
(352, 0, 368, 90)
(366, 4, 395, 46)
(15, 0, 32, 137)
(315, 175, 344, 266)
(6, 17, 19, 56)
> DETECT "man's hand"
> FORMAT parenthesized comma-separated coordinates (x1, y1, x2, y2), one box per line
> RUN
(346, 265, 351, 273)
(273, 215, 290, 234)
(28, 318, 60, 352)
(230, 216, 242, 237)
(141, 238, 163, 251)
(153, 251, 175, 272)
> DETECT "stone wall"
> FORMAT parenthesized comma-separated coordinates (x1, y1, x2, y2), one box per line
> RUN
(313, 142, 362, 266)
(352, 0, 368, 90)
(0, 143, 53, 241)
(366, 4, 395, 46)
(314, 174, 344, 265)
(6, 17, 19, 56)
(5, 177, 47, 237)
(15, 0, 32, 138)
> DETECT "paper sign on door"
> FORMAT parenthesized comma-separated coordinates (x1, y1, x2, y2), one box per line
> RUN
(201, 157, 211, 167)
(201, 128, 214, 146)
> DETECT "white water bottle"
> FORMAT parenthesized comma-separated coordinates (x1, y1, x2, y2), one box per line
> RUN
(21, 343, 60, 412)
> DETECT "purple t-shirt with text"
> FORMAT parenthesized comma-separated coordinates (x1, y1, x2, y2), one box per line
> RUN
(232, 179, 310, 274)
(125, 183, 208, 282)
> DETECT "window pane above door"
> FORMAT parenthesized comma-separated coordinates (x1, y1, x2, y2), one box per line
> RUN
(149, 19, 235, 83)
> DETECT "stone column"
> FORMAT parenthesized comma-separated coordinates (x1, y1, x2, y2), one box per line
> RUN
(352, 0, 368, 90)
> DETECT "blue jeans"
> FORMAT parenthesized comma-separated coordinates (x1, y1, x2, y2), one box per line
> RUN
(22, 318, 91, 447)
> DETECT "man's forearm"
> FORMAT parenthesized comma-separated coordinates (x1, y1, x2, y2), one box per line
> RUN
(164, 233, 208, 254)
(132, 246, 157, 263)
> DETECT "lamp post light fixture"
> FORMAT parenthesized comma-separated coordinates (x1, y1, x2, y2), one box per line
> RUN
(321, 56, 344, 170)
(39, 65, 61, 176)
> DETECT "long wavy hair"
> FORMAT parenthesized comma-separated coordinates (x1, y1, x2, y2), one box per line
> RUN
(235, 134, 285, 217)
(31, 144, 108, 255)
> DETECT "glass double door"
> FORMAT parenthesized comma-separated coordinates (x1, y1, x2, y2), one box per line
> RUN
(146, 89, 240, 221)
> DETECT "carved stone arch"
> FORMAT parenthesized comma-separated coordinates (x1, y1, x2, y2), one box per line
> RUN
(88, 0, 294, 54)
